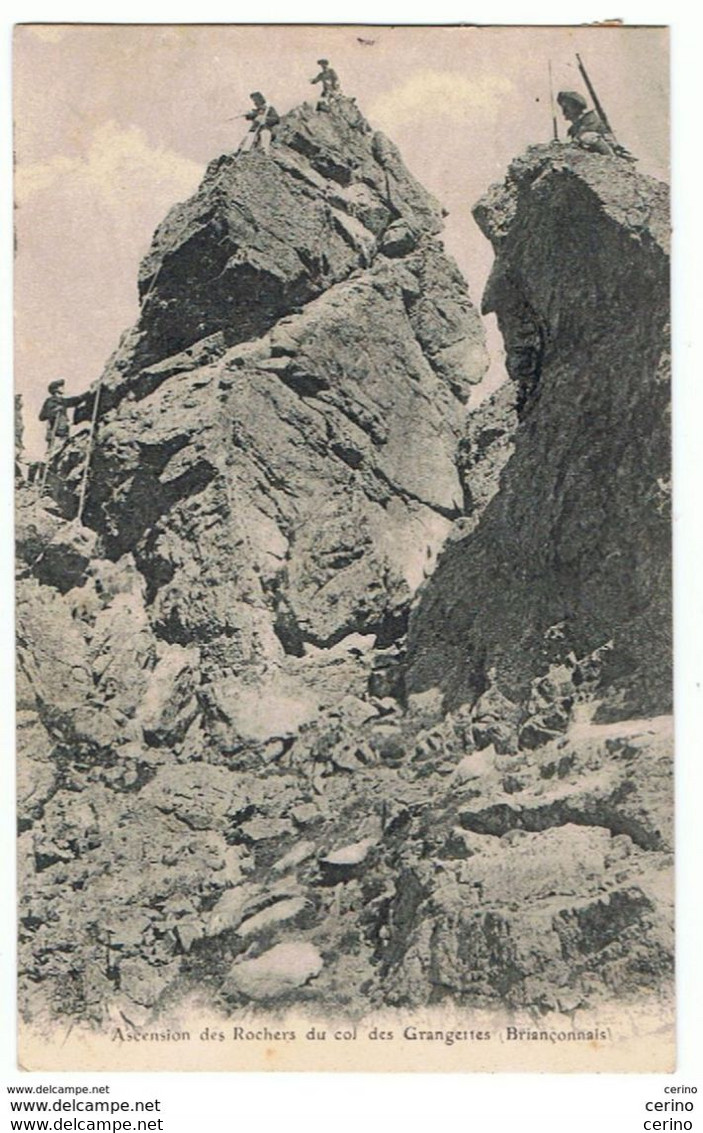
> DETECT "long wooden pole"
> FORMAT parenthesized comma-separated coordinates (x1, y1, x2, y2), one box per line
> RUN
(576, 52, 614, 134)
(548, 60, 559, 141)
(76, 379, 103, 524)
(38, 413, 61, 497)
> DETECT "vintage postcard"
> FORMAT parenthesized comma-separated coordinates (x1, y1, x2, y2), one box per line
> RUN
(14, 23, 672, 1072)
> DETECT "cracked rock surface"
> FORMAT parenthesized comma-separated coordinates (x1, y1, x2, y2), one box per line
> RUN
(17, 117, 671, 1033)
(408, 145, 671, 722)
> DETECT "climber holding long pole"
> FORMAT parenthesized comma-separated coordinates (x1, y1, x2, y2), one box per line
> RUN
(76, 376, 103, 524)
(37, 377, 90, 497)
(572, 53, 634, 159)
(235, 91, 280, 155)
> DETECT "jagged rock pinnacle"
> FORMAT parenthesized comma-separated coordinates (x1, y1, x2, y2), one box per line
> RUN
(407, 144, 671, 720)
(113, 97, 453, 382)
(54, 94, 489, 722)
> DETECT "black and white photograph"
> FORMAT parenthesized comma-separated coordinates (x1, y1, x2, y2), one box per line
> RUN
(12, 21, 677, 1074)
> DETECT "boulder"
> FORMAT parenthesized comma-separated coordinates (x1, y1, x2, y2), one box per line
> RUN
(319, 836, 377, 882)
(137, 643, 200, 747)
(225, 941, 323, 1000)
(272, 841, 317, 874)
(236, 896, 308, 938)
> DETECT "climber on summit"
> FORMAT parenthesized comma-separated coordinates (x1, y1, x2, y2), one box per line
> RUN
(236, 91, 280, 154)
(310, 59, 340, 106)
(39, 379, 89, 452)
(556, 90, 619, 156)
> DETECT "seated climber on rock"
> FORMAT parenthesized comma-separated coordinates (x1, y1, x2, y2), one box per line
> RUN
(310, 58, 340, 107)
(557, 90, 620, 156)
(38, 379, 89, 453)
(237, 91, 280, 154)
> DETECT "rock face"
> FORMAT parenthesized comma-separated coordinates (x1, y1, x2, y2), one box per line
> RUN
(57, 97, 487, 743)
(17, 124, 672, 1039)
(407, 146, 671, 722)
(457, 380, 517, 524)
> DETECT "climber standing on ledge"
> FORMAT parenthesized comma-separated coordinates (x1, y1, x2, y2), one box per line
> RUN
(39, 379, 88, 452)
(310, 58, 340, 107)
(236, 91, 280, 154)
(36, 378, 90, 494)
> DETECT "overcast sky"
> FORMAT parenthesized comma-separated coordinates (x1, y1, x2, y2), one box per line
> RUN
(14, 23, 669, 459)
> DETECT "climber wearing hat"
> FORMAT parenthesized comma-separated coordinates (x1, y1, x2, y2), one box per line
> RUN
(310, 58, 340, 104)
(556, 90, 616, 156)
(38, 379, 89, 449)
(237, 91, 280, 154)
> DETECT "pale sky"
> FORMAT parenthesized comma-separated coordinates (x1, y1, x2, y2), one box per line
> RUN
(13, 24, 669, 459)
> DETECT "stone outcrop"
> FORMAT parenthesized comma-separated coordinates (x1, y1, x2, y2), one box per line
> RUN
(17, 122, 672, 1039)
(53, 97, 487, 757)
(407, 145, 671, 722)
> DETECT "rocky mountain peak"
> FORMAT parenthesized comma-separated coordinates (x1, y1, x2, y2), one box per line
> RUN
(46, 95, 488, 737)
(107, 96, 449, 386)
(17, 114, 673, 1046)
